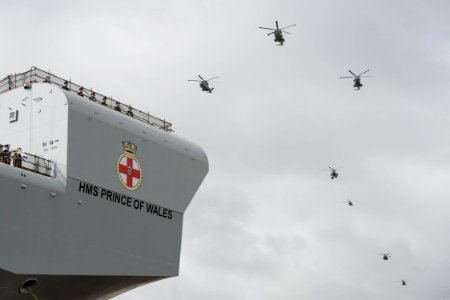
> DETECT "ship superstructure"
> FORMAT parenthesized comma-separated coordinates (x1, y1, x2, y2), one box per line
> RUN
(0, 67, 208, 300)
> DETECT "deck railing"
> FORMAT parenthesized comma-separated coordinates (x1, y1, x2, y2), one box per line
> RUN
(1, 151, 55, 178)
(0, 67, 173, 132)
(21, 152, 55, 178)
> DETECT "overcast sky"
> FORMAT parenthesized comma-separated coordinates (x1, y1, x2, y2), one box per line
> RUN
(2, 0, 450, 299)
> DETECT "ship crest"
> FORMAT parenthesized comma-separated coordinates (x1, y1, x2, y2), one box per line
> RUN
(117, 141, 142, 191)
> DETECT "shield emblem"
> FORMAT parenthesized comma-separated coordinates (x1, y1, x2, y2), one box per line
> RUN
(117, 141, 142, 191)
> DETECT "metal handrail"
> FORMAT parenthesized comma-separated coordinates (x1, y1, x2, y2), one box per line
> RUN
(1, 150, 55, 178)
(0, 67, 173, 132)
(21, 152, 55, 178)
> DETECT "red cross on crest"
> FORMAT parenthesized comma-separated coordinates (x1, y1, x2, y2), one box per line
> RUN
(117, 141, 142, 191)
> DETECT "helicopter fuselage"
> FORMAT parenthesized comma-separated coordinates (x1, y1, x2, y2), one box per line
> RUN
(353, 77, 362, 89)
(340, 69, 370, 90)
(189, 75, 217, 93)
(259, 21, 295, 46)
(274, 30, 285, 45)
(331, 170, 338, 179)
(200, 82, 213, 93)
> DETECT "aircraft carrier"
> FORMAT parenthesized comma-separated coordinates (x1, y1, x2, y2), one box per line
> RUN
(0, 67, 209, 300)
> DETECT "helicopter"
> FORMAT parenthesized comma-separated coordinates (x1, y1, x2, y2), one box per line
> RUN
(381, 253, 391, 260)
(339, 69, 373, 90)
(346, 199, 354, 207)
(322, 166, 343, 179)
(188, 75, 218, 93)
(401, 280, 407, 286)
(259, 21, 296, 46)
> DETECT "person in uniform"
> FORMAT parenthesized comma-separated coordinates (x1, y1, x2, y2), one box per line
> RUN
(126, 105, 134, 117)
(78, 87, 84, 97)
(89, 91, 96, 101)
(101, 96, 107, 106)
(1, 144, 11, 165)
(63, 81, 70, 90)
(12, 147, 27, 168)
(114, 102, 122, 112)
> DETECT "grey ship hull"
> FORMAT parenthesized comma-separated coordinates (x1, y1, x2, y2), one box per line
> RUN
(0, 170, 182, 299)
(0, 69, 209, 299)
(0, 269, 163, 300)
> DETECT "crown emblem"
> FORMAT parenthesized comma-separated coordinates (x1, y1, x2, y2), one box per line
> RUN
(122, 141, 137, 156)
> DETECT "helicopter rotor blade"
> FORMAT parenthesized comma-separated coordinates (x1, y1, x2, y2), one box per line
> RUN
(339, 76, 354, 79)
(280, 24, 296, 30)
(188, 80, 202, 82)
(275, 21, 279, 29)
(335, 166, 344, 169)
(259, 27, 276, 30)
(206, 77, 219, 82)
(198, 75, 206, 81)
(359, 75, 374, 78)
(358, 69, 370, 76)
(348, 70, 357, 76)
(281, 30, 291, 35)
(267, 31, 276, 36)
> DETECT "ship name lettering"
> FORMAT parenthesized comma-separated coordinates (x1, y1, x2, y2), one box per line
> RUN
(146, 203, 172, 219)
(79, 181, 99, 197)
(77, 180, 173, 220)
